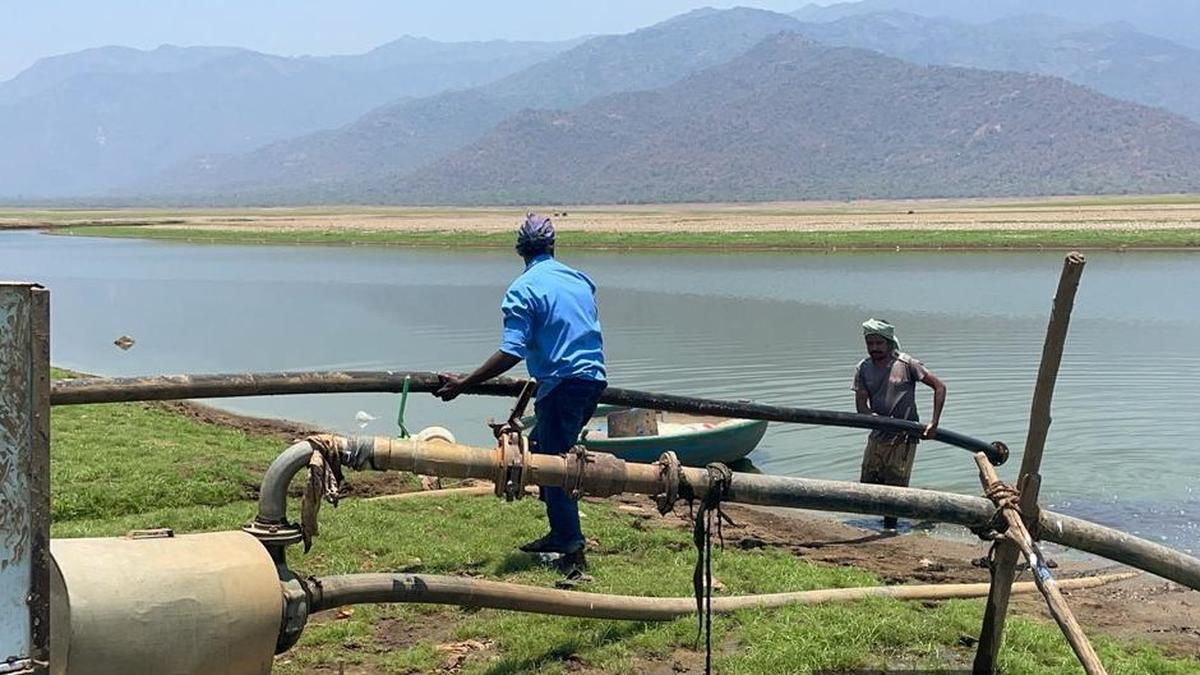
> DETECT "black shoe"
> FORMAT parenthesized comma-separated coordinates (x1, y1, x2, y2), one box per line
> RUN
(883, 516, 899, 531)
(519, 534, 583, 554)
(554, 549, 590, 579)
(519, 534, 560, 553)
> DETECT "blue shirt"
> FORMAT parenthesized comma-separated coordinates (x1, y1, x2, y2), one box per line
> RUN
(500, 254, 606, 396)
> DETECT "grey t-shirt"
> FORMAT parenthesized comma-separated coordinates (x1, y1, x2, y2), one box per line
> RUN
(852, 352, 929, 441)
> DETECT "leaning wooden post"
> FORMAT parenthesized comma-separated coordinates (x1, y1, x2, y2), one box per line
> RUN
(973, 453, 1106, 674)
(973, 252, 1086, 674)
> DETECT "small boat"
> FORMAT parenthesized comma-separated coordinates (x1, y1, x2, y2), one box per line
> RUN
(524, 405, 768, 466)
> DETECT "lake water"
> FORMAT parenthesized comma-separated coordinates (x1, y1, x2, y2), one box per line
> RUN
(9, 230, 1198, 550)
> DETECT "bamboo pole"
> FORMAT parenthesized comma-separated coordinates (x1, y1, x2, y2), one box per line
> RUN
(974, 454, 1106, 675)
(974, 252, 1086, 673)
(363, 485, 495, 501)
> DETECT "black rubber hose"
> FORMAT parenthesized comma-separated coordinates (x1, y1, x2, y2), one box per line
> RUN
(50, 370, 1008, 464)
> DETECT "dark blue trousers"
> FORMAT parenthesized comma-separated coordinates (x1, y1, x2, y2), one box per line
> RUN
(530, 378, 606, 552)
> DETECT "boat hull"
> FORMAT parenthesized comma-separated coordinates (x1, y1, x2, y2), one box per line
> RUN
(525, 406, 768, 466)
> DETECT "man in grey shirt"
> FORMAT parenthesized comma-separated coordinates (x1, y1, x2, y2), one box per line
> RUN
(852, 318, 947, 530)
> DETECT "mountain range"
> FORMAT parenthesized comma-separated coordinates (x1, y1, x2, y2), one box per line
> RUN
(791, 0, 1200, 49)
(4, 5, 1200, 204)
(142, 8, 804, 200)
(370, 33, 1200, 204)
(0, 38, 579, 197)
(798, 11, 1200, 123)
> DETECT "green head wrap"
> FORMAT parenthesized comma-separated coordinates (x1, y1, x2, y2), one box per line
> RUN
(862, 318, 900, 349)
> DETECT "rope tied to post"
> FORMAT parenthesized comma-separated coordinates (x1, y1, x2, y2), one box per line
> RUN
(684, 463, 736, 675)
(985, 480, 1022, 515)
(970, 478, 1023, 543)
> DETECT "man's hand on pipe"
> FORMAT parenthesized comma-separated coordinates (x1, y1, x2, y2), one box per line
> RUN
(435, 374, 466, 401)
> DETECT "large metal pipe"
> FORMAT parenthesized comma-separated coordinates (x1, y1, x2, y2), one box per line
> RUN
(257, 435, 995, 530)
(50, 532, 282, 675)
(304, 572, 1136, 621)
(48, 370, 1007, 463)
(253, 435, 1200, 592)
(256, 440, 314, 524)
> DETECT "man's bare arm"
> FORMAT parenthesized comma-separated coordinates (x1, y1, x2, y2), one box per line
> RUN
(855, 388, 871, 415)
(921, 371, 947, 438)
(435, 351, 522, 401)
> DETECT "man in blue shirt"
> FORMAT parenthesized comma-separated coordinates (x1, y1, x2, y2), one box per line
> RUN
(436, 213, 607, 564)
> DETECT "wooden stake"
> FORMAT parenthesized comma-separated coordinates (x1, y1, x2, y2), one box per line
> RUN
(974, 454, 1107, 675)
(974, 252, 1086, 674)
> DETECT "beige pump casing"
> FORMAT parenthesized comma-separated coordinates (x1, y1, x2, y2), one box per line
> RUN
(50, 531, 282, 675)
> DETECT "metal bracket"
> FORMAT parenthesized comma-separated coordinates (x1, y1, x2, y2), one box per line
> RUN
(125, 527, 175, 540)
(243, 520, 304, 549)
(275, 572, 309, 654)
(488, 380, 536, 440)
(493, 430, 531, 501)
(565, 445, 591, 499)
(654, 451, 682, 515)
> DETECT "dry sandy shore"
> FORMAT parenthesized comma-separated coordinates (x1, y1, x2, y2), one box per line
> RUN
(5, 195, 1200, 233)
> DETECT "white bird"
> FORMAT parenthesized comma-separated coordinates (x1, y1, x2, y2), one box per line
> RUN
(354, 411, 377, 428)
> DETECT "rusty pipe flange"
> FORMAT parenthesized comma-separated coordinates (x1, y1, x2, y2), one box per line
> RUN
(654, 451, 681, 515)
(493, 431, 527, 501)
(244, 520, 303, 548)
(565, 445, 590, 499)
(561, 446, 628, 499)
(492, 434, 510, 499)
(989, 441, 1010, 466)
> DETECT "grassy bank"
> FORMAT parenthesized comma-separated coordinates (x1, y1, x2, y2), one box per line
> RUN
(54, 225, 1200, 251)
(49, 368, 1200, 674)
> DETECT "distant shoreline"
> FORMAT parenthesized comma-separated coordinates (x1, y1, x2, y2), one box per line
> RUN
(6, 195, 1199, 251)
(43, 224, 1200, 252)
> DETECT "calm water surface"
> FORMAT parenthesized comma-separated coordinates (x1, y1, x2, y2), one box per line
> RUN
(7, 231, 1197, 550)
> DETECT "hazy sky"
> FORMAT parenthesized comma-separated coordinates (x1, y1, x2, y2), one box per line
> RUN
(0, 1, 815, 81)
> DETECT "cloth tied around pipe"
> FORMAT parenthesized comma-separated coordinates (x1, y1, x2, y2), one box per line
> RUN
(302, 436, 346, 552)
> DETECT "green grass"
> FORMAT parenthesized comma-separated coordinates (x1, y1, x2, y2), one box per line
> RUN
(49, 367, 1200, 674)
(56, 225, 1200, 251)
(51, 368, 283, 520)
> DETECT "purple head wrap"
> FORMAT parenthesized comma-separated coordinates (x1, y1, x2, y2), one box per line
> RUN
(516, 212, 554, 255)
